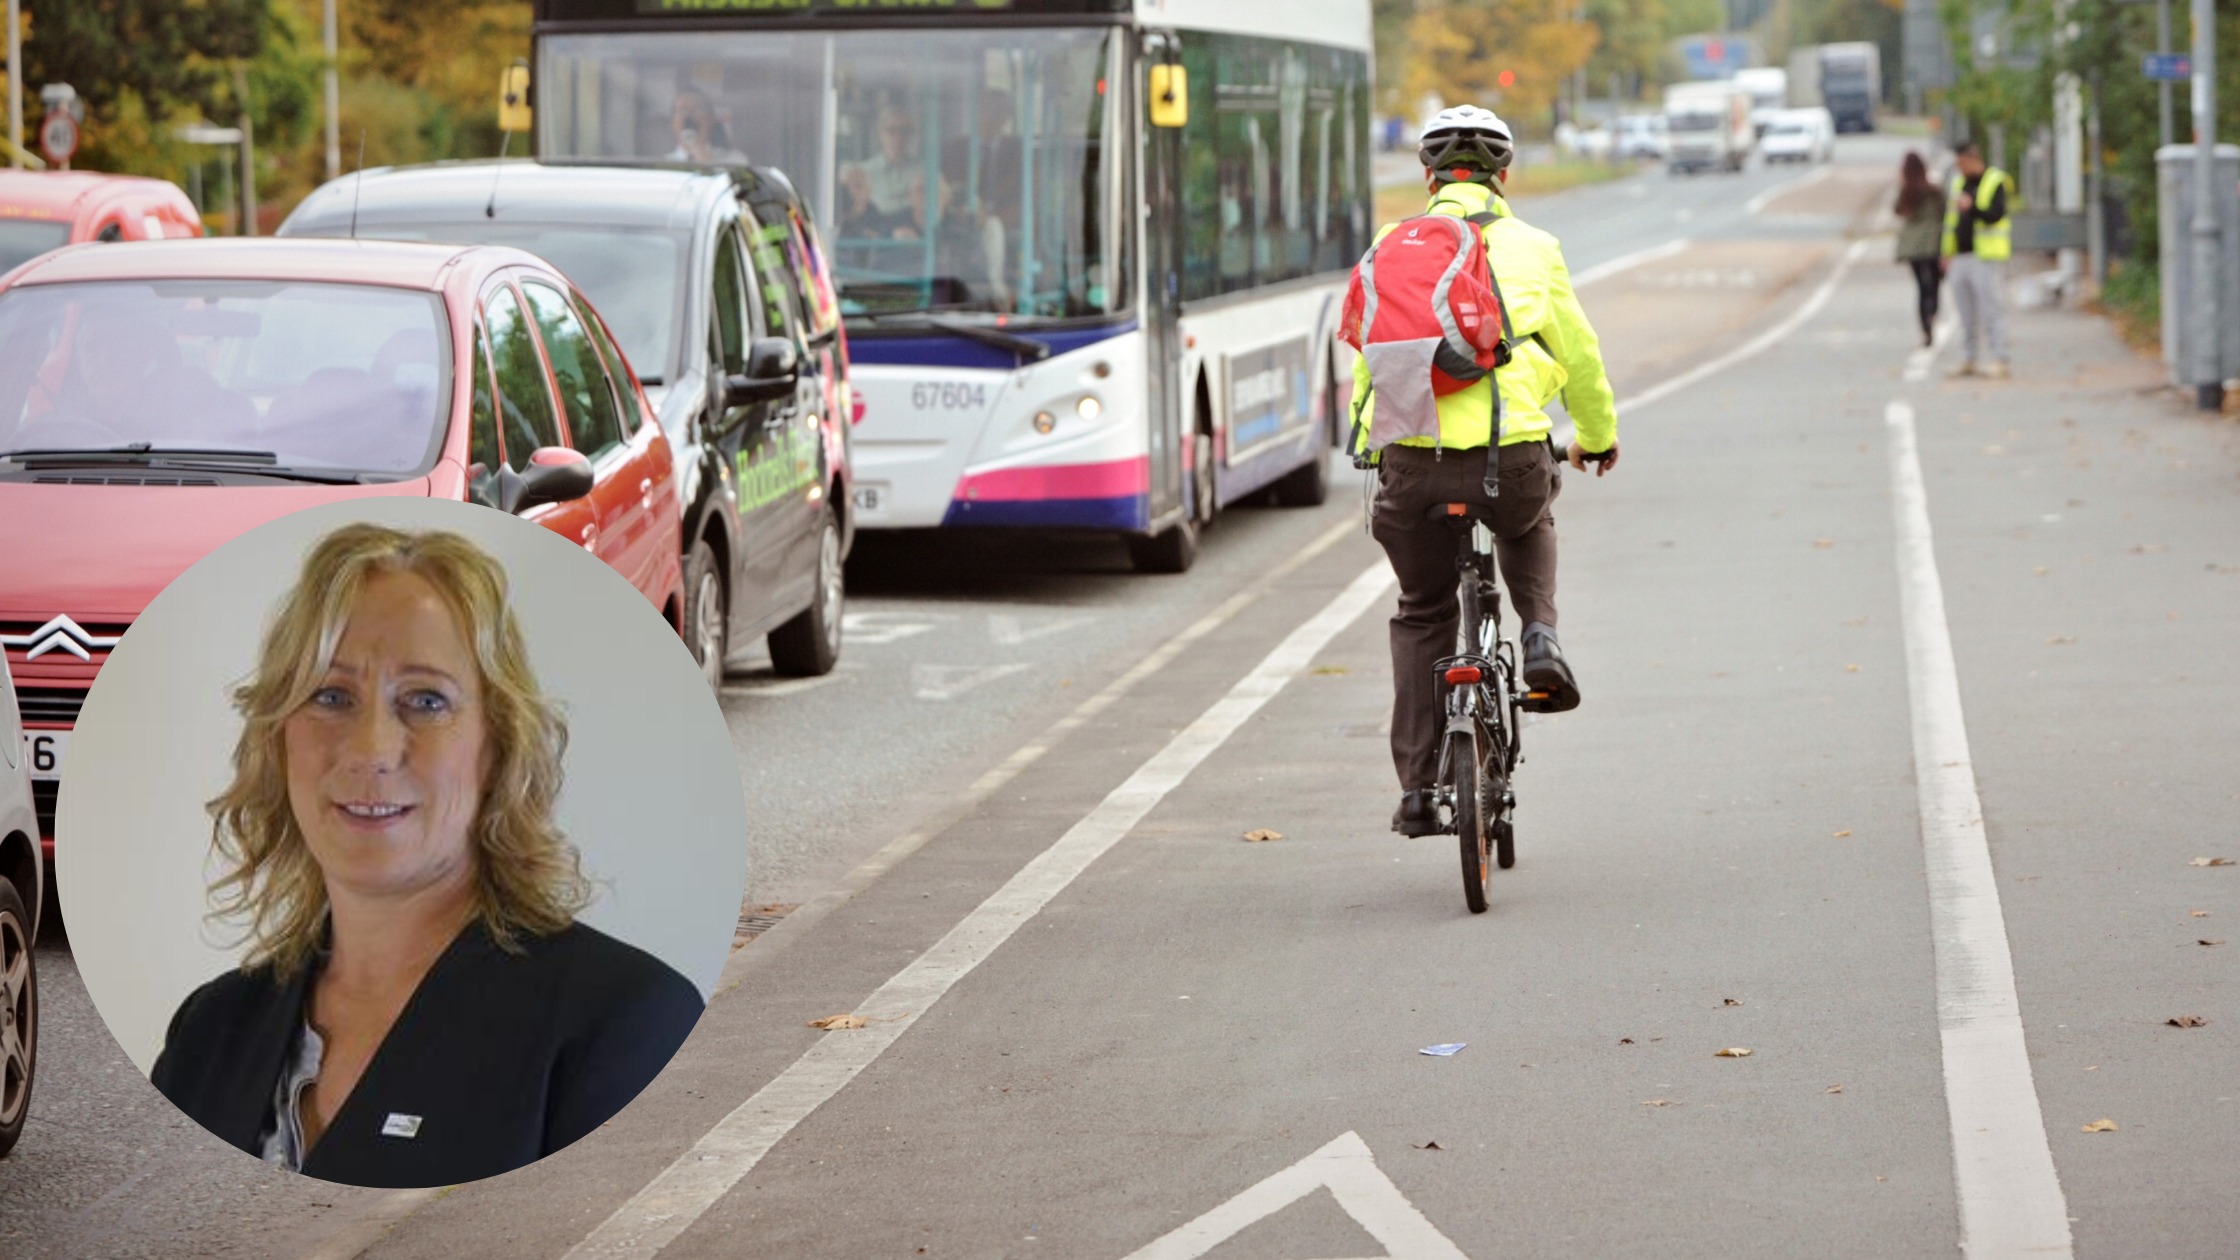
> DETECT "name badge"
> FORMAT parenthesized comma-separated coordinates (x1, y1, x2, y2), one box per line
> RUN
(381, 1113, 423, 1139)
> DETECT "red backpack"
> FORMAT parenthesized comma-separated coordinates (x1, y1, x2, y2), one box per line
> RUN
(1339, 210, 1512, 458)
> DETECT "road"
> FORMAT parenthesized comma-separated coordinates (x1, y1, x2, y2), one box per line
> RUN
(7, 135, 2237, 1258)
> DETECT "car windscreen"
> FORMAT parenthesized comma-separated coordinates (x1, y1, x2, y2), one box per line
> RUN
(336, 223, 681, 383)
(0, 279, 451, 477)
(0, 220, 72, 272)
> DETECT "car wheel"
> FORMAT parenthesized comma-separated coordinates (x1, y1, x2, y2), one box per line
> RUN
(683, 538, 727, 693)
(768, 507, 843, 676)
(0, 878, 35, 1159)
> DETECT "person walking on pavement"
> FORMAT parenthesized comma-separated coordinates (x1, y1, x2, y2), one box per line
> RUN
(1941, 140, 2013, 379)
(1345, 105, 1619, 838)
(1894, 151, 1947, 347)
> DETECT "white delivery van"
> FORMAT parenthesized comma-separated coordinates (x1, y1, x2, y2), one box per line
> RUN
(1759, 107, 1834, 163)
(1732, 67, 1789, 136)
(1664, 80, 1754, 174)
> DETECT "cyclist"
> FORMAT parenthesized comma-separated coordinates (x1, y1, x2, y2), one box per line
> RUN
(1347, 104, 1619, 838)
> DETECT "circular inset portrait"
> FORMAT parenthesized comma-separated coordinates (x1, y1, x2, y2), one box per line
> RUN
(54, 498, 746, 1189)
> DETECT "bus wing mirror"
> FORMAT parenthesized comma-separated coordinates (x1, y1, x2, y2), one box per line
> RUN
(1148, 64, 1188, 129)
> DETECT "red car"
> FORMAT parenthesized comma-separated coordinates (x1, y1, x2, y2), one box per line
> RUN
(0, 238, 685, 855)
(0, 170, 202, 274)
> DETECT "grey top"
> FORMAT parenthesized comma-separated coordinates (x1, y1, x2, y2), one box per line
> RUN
(257, 1020, 325, 1172)
(1895, 186, 1947, 261)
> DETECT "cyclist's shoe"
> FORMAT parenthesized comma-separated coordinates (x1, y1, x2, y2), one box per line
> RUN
(1519, 622, 1581, 713)
(1392, 789, 1442, 837)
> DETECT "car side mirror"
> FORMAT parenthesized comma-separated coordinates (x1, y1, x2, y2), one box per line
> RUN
(499, 446, 593, 514)
(723, 337, 799, 407)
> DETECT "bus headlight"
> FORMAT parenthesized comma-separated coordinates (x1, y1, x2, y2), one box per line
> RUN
(1075, 394, 1102, 422)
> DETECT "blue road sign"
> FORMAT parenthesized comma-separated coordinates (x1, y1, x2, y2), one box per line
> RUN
(2142, 53, 2191, 81)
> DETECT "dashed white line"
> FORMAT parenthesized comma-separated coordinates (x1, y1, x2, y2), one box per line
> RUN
(565, 560, 1397, 1259)
(1885, 398, 2073, 1260)
(1570, 238, 1690, 288)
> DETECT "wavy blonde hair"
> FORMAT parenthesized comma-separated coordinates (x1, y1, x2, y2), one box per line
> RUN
(206, 522, 591, 978)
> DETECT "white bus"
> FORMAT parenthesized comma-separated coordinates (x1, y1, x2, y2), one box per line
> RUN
(531, 0, 1373, 571)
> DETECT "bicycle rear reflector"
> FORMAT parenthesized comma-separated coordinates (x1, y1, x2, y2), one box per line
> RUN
(1444, 665, 1483, 684)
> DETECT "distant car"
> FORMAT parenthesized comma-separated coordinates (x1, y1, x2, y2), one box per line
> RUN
(0, 237, 685, 855)
(1760, 108, 1835, 164)
(281, 161, 854, 686)
(0, 651, 42, 1159)
(1613, 113, 1669, 161)
(0, 170, 201, 275)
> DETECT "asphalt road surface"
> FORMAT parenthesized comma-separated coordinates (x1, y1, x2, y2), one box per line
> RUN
(7, 135, 2236, 1258)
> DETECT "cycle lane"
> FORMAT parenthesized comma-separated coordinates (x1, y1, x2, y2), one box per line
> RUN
(547, 247, 1970, 1258)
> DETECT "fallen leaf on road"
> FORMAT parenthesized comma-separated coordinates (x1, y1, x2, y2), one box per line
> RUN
(1844, 664, 1862, 673)
(2167, 1015, 2211, 1028)
(1831, 829, 1853, 837)
(1413, 1140, 1444, 1150)
(2201, 939, 2226, 947)
(1618, 1037, 1635, 1045)
(2032, 565, 2049, 576)
(1825, 1084, 1844, 1094)
(2047, 635, 2077, 645)
(1714, 1046, 1753, 1058)
(1241, 828, 1284, 842)
(2081, 1118, 2119, 1133)
(1813, 538, 1835, 549)
(1641, 1099, 1678, 1107)
(2192, 909, 2211, 917)
(1721, 997, 1744, 1006)
(807, 1014, 868, 1030)
(2191, 857, 2235, 867)
(2085, 1065, 2099, 1071)
(1311, 665, 1348, 676)
(1875, 1175, 1888, 1182)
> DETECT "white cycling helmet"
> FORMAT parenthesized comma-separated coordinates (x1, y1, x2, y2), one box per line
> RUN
(1419, 104, 1514, 182)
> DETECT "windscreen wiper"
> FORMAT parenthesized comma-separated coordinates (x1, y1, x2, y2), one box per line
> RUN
(4, 447, 367, 484)
(857, 312, 1051, 363)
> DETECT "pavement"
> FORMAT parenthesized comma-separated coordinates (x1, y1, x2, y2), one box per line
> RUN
(7, 137, 2236, 1258)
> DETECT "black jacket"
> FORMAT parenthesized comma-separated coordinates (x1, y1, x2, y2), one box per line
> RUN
(150, 919, 703, 1188)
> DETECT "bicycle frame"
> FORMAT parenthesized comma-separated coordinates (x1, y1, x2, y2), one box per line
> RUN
(1432, 518, 1522, 828)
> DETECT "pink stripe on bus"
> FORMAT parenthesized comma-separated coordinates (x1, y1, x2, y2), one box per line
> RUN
(953, 455, 1151, 503)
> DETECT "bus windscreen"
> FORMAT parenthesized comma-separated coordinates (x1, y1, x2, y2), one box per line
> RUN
(541, 27, 1120, 325)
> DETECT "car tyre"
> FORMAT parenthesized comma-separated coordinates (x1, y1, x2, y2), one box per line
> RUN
(769, 507, 843, 676)
(683, 538, 727, 693)
(0, 878, 35, 1159)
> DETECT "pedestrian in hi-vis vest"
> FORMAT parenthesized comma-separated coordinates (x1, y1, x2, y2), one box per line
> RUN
(1941, 140, 2013, 380)
(1344, 104, 1618, 839)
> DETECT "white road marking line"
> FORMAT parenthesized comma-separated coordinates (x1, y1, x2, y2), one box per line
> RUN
(840, 611, 946, 646)
(1885, 399, 2074, 1260)
(565, 561, 1397, 1260)
(911, 662, 1032, 701)
(988, 611, 1098, 645)
(717, 516, 1359, 991)
(1121, 1131, 1467, 1260)
(1903, 312, 1960, 382)
(1744, 163, 1836, 215)
(1570, 237, 1690, 288)
(1621, 237, 1869, 414)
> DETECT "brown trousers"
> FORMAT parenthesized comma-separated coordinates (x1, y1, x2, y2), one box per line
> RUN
(1369, 441, 1560, 790)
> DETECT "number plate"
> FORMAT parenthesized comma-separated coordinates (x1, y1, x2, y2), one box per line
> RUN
(23, 730, 66, 781)
(851, 482, 889, 516)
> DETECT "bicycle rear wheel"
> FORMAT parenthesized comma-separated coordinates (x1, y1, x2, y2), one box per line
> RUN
(1448, 730, 1489, 914)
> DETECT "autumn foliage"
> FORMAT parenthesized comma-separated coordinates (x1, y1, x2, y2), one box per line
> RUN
(1402, 0, 1601, 130)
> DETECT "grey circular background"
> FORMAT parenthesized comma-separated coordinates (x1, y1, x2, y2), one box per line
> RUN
(56, 496, 746, 1074)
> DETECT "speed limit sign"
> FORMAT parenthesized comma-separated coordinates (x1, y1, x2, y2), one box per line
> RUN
(39, 109, 77, 167)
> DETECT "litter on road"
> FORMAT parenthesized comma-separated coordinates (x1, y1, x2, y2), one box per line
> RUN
(1419, 1043, 1468, 1057)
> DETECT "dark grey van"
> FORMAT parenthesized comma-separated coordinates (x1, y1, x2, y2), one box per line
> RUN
(280, 161, 854, 685)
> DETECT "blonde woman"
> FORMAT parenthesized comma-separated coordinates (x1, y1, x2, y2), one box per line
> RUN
(150, 524, 702, 1188)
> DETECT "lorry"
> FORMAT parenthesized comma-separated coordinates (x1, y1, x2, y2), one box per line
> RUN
(1732, 67, 1789, 136)
(1663, 80, 1755, 174)
(1818, 42, 1881, 132)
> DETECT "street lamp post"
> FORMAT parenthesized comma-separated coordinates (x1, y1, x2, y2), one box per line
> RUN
(323, 0, 339, 182)
(2190, 0, 2221, 410)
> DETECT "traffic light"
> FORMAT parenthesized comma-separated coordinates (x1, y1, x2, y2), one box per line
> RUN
(1497, 69, 1516, 89)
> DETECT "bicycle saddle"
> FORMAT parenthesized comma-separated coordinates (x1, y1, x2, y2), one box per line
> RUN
(1424, 501, 1497, 525)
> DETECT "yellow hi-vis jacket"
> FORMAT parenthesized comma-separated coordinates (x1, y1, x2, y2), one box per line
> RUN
(1941, 166, 2013, 262)
(1349, 180, 1617, 457)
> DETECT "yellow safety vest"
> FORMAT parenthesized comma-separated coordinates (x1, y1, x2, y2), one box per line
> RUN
(1942, 167, 2013, 262)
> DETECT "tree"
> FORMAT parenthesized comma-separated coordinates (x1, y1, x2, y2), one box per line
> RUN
(1404, 0, 1601, 130)
(17, 0, 271, 175)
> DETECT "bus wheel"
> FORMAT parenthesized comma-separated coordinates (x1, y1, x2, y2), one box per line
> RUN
(1126, 517, 1197, 574)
